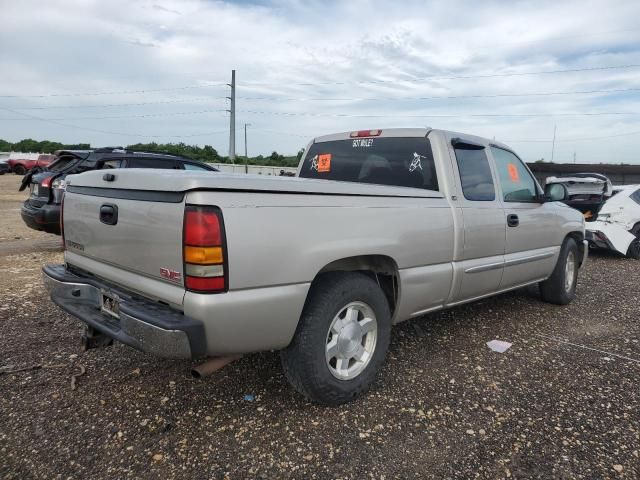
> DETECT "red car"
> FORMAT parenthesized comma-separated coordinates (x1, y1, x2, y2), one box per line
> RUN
(8, 154, 56, 175)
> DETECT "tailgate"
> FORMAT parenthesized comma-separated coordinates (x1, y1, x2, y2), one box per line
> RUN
(63, 187, 185, 289)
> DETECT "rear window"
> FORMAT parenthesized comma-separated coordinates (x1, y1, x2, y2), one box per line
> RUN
(128, 158, 177, 169)
(299, 137, 438, 191)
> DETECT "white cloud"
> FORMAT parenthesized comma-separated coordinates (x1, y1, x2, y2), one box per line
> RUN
(0, 0, 639, 162)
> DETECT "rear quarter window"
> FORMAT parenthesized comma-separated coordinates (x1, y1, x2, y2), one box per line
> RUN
(299, 137, 438, 191)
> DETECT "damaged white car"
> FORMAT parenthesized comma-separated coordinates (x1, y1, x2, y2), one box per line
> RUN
(545, 173, 612, 219)
(586, 184, 640, 259)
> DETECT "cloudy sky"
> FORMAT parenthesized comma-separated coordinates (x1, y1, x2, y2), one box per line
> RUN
(0, 0, 639, 163)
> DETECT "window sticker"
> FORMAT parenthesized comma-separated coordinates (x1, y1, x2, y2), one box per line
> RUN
(507, 163, 520, 182)
(317, 153, 331, 173)
(309, 155, 318, 171)
(352, 138, 374, 148)
(409, 152, 425, 172)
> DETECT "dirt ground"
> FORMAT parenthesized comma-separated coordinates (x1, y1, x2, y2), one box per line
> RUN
(0, 173, 638, 479)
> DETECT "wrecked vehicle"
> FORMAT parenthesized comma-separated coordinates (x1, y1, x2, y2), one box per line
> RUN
(21, 148, 218, 235)
(586, 184, 640, 259)
(545, 173, 613, 220)
(43, 128, 587, 405)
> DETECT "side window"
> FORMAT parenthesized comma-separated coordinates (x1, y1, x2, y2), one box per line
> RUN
(454, 146, 495, 201)
(128, 158, 177, 169)
(183, 162, 211, 171)
(102, 159, 124, 169)
(631, 188, 640, 206)
(492, 147, 538, 202)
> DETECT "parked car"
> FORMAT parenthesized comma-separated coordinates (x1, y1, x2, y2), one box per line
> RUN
(0, 160, 10, 175)
(586, 184, 640, 258)
(8, 154, 56, 175)
(42, 128, 586, 405)
(21, 148, 218, 235)
(545, 173, 613, 220)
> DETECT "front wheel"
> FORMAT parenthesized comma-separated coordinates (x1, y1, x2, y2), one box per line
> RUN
(539, 237, 579, 305)
(13, 165, 26, 175)
(281, 272, 391, 405)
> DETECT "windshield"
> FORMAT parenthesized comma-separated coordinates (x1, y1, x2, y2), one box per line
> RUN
(299, 137, 438, 191)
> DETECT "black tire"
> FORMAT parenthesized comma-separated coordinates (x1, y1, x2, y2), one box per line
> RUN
(13, 165, 26, 175)
(539, 237, 579, 305)
(281, 272, 391, 406)
(626, 224, 640, 259)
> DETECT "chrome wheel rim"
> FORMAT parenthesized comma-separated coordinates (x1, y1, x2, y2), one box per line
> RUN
(325, 301, 378, 380)
(565, 250, 576, 292)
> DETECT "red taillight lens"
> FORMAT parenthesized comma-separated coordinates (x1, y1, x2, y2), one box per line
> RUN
(184, 209, 221, 246)
(185, 276, 225, 292)
(350, 129, 382, 138)
(183, 206, 226, 293)
(60, 192, 65, 248)
(41, 176, 52, 188)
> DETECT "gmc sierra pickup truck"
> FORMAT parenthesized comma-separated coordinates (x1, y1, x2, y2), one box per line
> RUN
(43, 128, 587, 405)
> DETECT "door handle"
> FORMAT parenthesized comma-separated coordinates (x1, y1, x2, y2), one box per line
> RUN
(507, 214, 519, 227)
(100, 204, 118, 225)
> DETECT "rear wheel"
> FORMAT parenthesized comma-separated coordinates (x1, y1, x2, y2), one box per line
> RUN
(539, 237, 579, 305)
(13, 165, 26, 175)
(281, 272, 391, 405)
(626, 224, 640, 259)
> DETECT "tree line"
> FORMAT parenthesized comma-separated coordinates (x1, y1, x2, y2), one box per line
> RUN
(0, 138, 303, 167)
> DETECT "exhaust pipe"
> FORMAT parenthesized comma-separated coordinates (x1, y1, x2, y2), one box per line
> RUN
(192, 355, 242, 378)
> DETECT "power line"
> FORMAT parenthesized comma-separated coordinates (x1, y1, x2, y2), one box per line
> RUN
(0, 109, 228, 121)
(238, 87, 640, 102)
(7, 97, 228, 110)
(2, 63, 639, 99)
(239, 109, 640, 118)
(0, 83, 227, 99)
(240, 64, 640, 88)
(506, 130, 640, 143)
(0, 107, 227, 138)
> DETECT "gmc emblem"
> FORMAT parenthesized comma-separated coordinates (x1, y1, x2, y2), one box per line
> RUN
(160, 268, 182, 282)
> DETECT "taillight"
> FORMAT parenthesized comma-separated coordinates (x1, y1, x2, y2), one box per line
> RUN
(183, 205, 227, 293)
(60, 192, 65, 249)
(350, 129, 382, 138)
(41, 176, 52, 188)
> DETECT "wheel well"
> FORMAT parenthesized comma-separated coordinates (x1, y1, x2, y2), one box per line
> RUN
(314, 255, 399, 316)
(567, 231, 585, 265)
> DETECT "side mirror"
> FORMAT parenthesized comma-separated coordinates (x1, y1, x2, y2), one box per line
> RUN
(544, 183, 568, 202)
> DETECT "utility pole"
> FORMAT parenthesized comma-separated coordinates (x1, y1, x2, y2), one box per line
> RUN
(573, 151, 576, 164)
(244, 123, 251, 174)
(227, 70, 236, 163)
(550, 124, 557, 163)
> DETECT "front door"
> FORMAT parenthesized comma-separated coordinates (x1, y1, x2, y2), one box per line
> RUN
(490, 146, 558, 288)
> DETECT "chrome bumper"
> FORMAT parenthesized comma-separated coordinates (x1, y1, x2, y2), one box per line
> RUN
(42, 264, 205, 359)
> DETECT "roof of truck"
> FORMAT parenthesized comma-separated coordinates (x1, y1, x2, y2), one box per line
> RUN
(312, 127, 514, 152)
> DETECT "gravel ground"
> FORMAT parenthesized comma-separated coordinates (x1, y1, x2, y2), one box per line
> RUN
(0, 174, 638, 479)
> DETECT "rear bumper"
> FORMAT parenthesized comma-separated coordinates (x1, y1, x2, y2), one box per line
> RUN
(42, 264, 206, 359)
(21, 201, 61, 234)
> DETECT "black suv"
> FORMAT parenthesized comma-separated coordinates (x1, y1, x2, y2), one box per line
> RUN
(21, 148, 218, 235)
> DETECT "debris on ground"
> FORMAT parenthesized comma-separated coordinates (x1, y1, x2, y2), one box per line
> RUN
(486, 339, 513, 353)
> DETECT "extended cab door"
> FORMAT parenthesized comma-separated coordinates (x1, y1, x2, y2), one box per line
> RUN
(490, 146, 559, 288)
(450, 138, 506, 302)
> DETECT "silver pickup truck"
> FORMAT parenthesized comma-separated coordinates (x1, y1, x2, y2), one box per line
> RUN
(43, 128, 587, 405)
